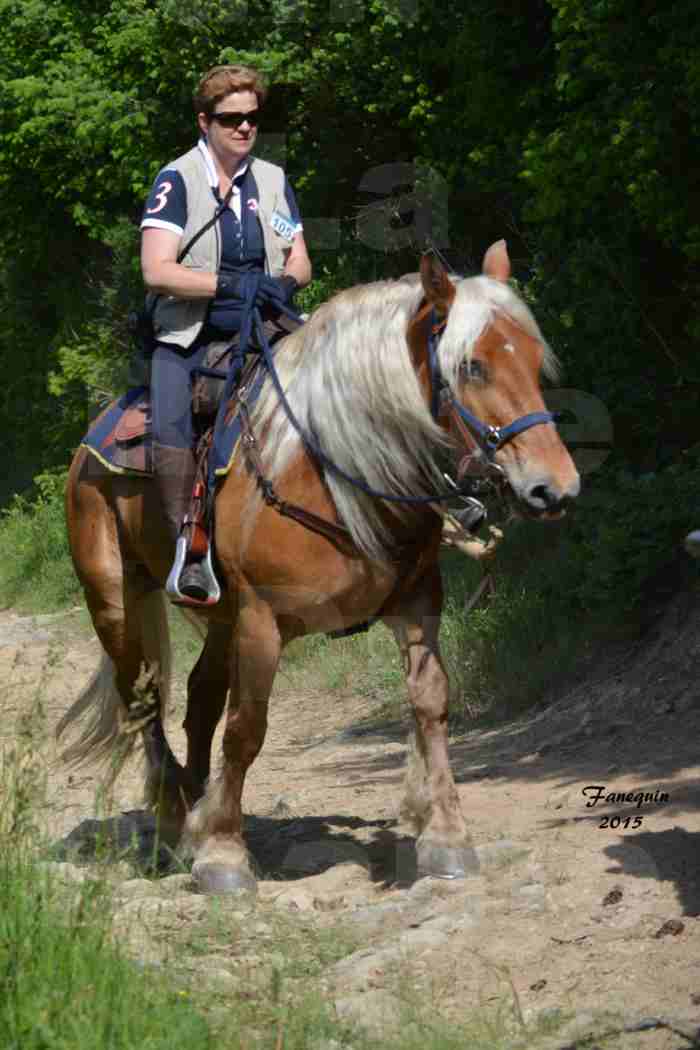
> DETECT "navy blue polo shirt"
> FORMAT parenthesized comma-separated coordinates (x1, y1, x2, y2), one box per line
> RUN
(141, 155, 303, 335)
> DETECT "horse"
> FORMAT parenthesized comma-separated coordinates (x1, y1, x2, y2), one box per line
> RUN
(59, 242, 580, 894)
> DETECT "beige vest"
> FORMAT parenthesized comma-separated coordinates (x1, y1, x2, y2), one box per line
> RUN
(151, 148, 293, 349)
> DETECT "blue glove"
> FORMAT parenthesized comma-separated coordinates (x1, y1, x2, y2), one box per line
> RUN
(256, 274, 299, 307)
(215, 272, 242, 299)
(215, 272, 298, 308)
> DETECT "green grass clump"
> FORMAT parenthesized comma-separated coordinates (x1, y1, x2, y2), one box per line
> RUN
(0, 469, 80, 613)
(0, 736, 213, 1050)
(0, 857, 213, 1050)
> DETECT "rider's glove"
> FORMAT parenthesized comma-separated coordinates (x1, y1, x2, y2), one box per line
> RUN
(256, 274, 299, 307)
(215, 272, 241, 299)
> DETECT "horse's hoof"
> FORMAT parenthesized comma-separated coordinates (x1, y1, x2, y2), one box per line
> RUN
(191, 861, 258, 897)
(685, 531, 700, 558)
(416, 840, 480, 880)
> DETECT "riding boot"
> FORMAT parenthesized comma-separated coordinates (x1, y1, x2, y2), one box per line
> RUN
(152, 442, 212, 602)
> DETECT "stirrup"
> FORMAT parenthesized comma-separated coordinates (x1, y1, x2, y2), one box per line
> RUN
(165, 536, 221, 607)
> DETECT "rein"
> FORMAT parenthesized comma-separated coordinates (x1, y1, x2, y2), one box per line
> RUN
(209, 287, 560, 547)
(244, 299, 479, 506)
(237, 394, 358, 552)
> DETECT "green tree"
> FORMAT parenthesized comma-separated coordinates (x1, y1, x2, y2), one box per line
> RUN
(520, 0, 700, 463)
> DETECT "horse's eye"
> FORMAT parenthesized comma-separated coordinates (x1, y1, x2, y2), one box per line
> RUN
(460, 358, 487, 382)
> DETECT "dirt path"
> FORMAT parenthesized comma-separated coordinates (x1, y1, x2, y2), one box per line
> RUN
(2, 595, 700, 1048)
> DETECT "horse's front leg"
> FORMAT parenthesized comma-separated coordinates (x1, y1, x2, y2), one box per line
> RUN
(185, 592, 280, 895)
(386, 570, 479, 879)
(182, 622, 232, 798)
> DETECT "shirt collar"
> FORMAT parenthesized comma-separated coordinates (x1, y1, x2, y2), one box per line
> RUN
(198, 137, 250, 191)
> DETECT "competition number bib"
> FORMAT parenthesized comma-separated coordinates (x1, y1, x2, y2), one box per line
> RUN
(270, 210, 296, 243)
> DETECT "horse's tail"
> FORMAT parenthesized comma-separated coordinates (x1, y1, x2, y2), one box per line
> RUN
(56, 589, 172, 784)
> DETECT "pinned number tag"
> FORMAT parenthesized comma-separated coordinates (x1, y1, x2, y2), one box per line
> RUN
(270, 210, 296, 243)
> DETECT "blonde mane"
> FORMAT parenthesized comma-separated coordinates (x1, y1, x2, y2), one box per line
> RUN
(245, 273, 558, 563)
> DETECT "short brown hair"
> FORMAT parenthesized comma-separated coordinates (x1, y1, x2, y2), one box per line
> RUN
(193, 64, 268, 118)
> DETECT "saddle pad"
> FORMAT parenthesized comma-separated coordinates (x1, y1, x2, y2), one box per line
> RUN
(80, 386, 152, 475)
(80, 358, 269, 485)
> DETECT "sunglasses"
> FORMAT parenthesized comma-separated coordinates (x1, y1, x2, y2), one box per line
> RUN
(210, 109, 260, 129)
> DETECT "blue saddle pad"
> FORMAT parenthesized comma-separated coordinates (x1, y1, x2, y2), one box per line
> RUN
(81, 386, 152, 475)
(80, 357, 269, 488)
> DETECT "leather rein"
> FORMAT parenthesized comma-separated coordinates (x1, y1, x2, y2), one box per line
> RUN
(232, 301, 558, 551)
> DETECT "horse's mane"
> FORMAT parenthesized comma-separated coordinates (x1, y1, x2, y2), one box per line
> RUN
(246, 274, 558, 564)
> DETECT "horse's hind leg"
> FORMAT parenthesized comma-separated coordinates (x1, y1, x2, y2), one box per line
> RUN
(386, 569, 479, 879)
(62, 571, 196, 842)
(60, 467, 195, 842)
(186, 591, 280, 895)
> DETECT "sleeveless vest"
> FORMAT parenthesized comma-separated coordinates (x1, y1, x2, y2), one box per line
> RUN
(151, 148, 292, 349)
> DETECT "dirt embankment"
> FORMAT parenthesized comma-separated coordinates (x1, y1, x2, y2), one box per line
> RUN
(2, 589, 700, 1048)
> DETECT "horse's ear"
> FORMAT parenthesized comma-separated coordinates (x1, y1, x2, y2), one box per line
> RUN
(482, 240, 511, 282)
(420, 252, 454, 314)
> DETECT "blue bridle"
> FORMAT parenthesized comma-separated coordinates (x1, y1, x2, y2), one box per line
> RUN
(426, 309, 557, 470)
(208, 283, 559, 505)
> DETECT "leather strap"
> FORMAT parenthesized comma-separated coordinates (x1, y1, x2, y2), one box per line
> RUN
(237, 400, 358, 554)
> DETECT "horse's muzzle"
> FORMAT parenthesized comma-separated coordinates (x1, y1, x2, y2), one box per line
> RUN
(519, 476, 581, 519)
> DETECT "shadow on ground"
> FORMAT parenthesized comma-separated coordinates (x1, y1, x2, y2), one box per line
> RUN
(48, 809, 419, 886)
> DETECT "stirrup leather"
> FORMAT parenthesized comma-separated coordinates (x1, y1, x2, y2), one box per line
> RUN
(165, 449, 221, 605)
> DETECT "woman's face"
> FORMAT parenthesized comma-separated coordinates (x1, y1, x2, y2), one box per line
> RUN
(199, 89, 259, 171)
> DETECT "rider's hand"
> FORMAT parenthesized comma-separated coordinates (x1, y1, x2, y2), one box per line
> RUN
(256, 274, 299, 307)
(215, 272, 241, 299)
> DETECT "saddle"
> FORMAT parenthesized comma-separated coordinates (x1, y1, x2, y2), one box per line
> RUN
(86, 341, 257, 472)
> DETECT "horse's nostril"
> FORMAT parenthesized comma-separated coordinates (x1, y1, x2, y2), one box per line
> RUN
(526, 484, 571, 513)
(528, 484, 554, 510)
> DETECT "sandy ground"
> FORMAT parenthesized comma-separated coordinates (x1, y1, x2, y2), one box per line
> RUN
(2, 588, 700, 1048)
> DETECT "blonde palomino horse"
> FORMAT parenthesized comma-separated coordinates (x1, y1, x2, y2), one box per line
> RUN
(60, 244, 580, 894)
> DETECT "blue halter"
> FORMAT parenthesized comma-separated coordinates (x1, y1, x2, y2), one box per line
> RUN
(426, 309, 557, 466)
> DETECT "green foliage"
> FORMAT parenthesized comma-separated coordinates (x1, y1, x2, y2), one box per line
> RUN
(294, 453, 700, 723)
(525, 0, 700, 251)
(0, 719, 212, 1050)
(564, 453, 700, 612)
(3, 0, 698, 483)
(0, 468, 81, 612)
(437, 527, 587, 719)
(520, 0, 700, 455)
(0, 858, 213, 1050)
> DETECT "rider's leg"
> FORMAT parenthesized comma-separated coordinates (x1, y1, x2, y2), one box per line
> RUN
(151, 342, 212, 601)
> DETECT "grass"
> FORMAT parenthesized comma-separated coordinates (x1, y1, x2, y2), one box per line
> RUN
(0, 469, 81, 613)
(0, 715, 213, 1050)
(0, 858, 214, 1050)
(161, 899, 561, 1050)
(0, 770, 546, 1050)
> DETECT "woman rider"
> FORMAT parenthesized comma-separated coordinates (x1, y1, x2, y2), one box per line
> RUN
(140, 64, 312, 602)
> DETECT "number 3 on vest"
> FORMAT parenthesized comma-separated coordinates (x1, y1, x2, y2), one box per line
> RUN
(147, 181, 172, 215)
